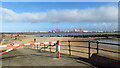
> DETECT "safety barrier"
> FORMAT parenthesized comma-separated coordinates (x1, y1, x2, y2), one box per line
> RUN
(0, 40, 61, 58)
(61, 40, 120, 59)
(57, 40, 60, 58)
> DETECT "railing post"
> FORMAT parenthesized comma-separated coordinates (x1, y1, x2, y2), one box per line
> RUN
(96, 41, 99, 54)
(56, 43, 58, 52)
(39, 45, 41, 50)
(37, 45, 38, 49)
(88, 41, 91, 59)
(28, 45, 29, 49)
(33, 38, 36, 49)
(68, 40, 71, 56)
(44, 44, 45, 51)
(49, 43, 51, 52)
(34, 44, 35, 49)
(33, 38, 36, 42)
(57, 40, 60, 59)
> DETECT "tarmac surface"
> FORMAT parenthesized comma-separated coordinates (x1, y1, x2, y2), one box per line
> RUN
(1, 48, 96, 67)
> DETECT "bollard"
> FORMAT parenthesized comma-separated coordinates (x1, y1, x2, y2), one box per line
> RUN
(57, 40, 60, 59)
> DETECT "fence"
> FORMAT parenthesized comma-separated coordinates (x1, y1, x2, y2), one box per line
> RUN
(0, 40, 119, 59)
(0, 40, 61, 58)
(25, 40, 119, 59)
(60, 40, 119, 59)
(38, 40, 119, 59)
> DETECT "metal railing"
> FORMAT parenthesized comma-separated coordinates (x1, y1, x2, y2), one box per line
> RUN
(25, 40, 119, 59)
(61, 40, 120, 59)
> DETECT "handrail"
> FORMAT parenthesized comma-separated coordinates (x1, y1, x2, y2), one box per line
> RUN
(61, 40, 120, 46)
(60, 40, 119, 59)
(95, 42, 119, 46)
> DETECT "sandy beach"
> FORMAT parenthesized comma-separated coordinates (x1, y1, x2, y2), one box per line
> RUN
(0, 34, 119, 60)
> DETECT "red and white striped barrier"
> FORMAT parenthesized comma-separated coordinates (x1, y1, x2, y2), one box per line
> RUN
(0, 44, 24, 55)
(57, 40, 60, 59)
(0, 41, 61, 59)
(0, 42, 56, 47)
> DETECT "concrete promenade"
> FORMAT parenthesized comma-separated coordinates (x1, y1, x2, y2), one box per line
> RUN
(1, 48, 96, 67)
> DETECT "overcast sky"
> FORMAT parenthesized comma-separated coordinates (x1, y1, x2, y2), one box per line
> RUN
(1, 2, 118, 32)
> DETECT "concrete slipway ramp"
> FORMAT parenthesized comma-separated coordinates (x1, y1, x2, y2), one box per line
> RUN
(0, 48, 96, 67)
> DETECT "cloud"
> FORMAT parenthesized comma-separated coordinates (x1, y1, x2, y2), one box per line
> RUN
(0, 6, 118, 23)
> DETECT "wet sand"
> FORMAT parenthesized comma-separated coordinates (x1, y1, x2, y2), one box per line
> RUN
(0, 34, 119, 60)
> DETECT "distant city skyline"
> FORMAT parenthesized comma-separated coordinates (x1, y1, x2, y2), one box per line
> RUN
(1, 2, 118, 32)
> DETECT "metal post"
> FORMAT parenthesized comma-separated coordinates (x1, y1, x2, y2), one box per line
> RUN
(88, 41, 91, 59)
(33, 38, 36, 49)
(34, 45, 35, 49)
(44, 44, 45, 51)
(68, 40, 71, 56)
(33, 38, 36, 42)
(56, 43, 58, 52)
(37, 45, 38, 49)
(96, 41, 99, 54)
(57, 40, 60, 59)
(50, 44, 51, 52)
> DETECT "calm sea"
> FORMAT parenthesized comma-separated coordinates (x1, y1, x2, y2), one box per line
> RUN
(20, 32, 118, 36)
(2, 32, 119, 44)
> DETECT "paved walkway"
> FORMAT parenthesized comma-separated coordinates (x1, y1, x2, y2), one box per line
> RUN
(1, 48, 96, 67)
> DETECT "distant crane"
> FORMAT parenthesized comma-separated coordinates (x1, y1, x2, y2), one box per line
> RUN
(80, 28, 83, 32)
(50, 29, 55, 32)
(50, 28, 65, 32)
(73, 28, 78, 32)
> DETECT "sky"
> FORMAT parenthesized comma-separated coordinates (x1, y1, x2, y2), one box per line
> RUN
(2, 0, 119, 2)
(1, 2, 118, 32)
